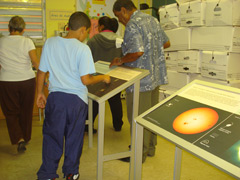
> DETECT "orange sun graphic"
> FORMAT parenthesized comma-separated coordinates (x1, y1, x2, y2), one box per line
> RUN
(173, 107, 219, 134)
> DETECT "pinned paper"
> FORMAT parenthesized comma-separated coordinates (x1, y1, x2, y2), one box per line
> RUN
(116, 38, 123, 48)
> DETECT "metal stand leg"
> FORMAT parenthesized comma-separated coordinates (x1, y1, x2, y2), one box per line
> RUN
(39, 108, 42, 121)
(173, 146, 182, 180)
(134, 123, 144, 180)
(88, 99, 93, 148)
(97, 101, 105, 180)
(130, 80, 140, 180)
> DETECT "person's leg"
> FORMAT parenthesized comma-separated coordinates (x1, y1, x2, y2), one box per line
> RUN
(138, 91, 152, 163)
(126, 88, 159, 163)
(62, 94, 87, 177)
(19, 78, 35, 143)
(126, 92, 133, 126)
(0, 81, 24, 145)
(37, 92, 68, 180)
(108, 92, 123, 131)
(148, 87, 159, 156)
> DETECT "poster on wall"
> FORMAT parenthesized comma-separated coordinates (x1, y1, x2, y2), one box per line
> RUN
(77, 0, 116, 17)
(76, 0, 123, 38)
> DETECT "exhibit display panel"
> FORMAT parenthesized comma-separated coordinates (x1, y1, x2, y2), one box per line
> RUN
(87, 61, 149, 180)
(135, 80, 240, 180)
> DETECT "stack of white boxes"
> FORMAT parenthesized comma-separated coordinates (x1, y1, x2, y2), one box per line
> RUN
(159, 0, 240, 100)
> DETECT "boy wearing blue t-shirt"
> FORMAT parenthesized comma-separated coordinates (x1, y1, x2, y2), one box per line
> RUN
(36, 12, 110, 180)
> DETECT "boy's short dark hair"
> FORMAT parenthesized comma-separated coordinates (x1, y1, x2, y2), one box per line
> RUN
(8, 16, 26, 33)
(68, 11, 91, 31)
(113, 0, 137, 12)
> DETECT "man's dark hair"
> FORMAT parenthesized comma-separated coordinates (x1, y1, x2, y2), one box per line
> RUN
(68, 11, 91, 31)
(8, 16, 26, 33)
(98, 16, 119, 33)
(113, 0, 137, 12)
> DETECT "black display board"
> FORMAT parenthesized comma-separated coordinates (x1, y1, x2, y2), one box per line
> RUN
(143, 95, 240, 168)
(135, 80, 240, 179)
(87, 75, 126, 97)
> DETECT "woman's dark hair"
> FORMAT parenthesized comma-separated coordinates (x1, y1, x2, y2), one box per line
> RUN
(8, 16, 26, 33)
(98, 16, 119, 33)
(113, 0, 137, 12)
(68, 11, 91, 30)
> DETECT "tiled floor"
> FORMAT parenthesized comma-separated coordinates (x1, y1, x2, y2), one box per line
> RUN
(0, 99, 237, 180)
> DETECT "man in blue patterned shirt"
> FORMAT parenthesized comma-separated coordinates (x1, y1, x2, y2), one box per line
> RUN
(110, 0, 170, 163)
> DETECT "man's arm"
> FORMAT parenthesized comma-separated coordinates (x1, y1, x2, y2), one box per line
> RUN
(109, 52, 144, 67)
(37, 69, 47, 108)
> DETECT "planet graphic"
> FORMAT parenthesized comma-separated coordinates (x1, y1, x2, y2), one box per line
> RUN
(173, 107, 219, 134)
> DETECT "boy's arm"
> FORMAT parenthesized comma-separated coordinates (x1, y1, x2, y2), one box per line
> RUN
(37, 69, 47, 108)
(81, 74, 111, 85)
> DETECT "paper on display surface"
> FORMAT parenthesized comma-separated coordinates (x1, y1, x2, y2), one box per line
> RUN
(94, 61, 141, 81)
(106, 67, 141, 81)
(179, 83, 240, 115)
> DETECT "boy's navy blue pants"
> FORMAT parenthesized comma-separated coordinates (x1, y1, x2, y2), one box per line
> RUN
(37, 92, 87, 180)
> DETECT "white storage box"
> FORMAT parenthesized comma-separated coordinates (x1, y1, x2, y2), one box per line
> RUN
(164, 70, 190, 90)
(205, 0, 240, 26)
(165, 51, 178, 71)
(176, 0, 196, 4)
(159, 3, 180, 30)
(161, 70, 199, 95)
(191, 26, 240, 52)
(201, 51, 240, 81)
(180, 0, 206, 27)
(177, 50, 202, 73)
(189, 74, 240, 89)
(165, 27, 192, 51)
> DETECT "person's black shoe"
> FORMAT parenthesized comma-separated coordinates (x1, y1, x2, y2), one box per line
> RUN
(66, 174, 79, 180)
(119, 157, 130, 162)
(114, 127, 122, 131)
(17, 141, 26, 153)
(92, 128, 97, 134)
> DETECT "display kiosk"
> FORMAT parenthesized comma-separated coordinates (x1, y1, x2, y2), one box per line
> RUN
(87, 61, 149, 180)
(134, 80, 240, 180)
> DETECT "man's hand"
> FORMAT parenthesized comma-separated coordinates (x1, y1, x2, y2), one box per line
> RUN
(110, 57, 122, 68)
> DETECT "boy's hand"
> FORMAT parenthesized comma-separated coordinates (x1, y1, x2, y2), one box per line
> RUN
(103, 75, 111, 84)
(37, 93, 47, 109)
